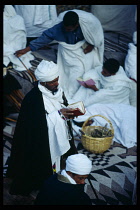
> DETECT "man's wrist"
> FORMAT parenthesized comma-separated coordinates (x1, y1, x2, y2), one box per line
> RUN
(25, 46, 31, 52)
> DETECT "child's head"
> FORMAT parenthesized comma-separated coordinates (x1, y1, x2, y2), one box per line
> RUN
(102, 58, 120, 77)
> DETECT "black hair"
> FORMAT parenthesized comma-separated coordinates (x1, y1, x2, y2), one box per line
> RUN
(103, 58, 120, 74)
(63, 11, 79, 27)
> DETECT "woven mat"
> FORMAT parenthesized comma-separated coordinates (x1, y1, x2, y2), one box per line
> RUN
(77, 141, 137, 205)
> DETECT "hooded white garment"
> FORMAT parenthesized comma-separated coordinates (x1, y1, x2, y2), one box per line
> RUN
(38, 83, 71, 172)
(3, 5, 34, 70)
(14, 5, 57, 37)
(55, 9, 104, 100)
(72, 103, 136, 148)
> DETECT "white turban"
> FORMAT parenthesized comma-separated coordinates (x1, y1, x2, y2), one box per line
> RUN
(66, 154, 92, 175)
(35, 60, 59, 82)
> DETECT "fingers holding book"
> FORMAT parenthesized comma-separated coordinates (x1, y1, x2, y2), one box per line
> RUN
(59, 108, 75, 120)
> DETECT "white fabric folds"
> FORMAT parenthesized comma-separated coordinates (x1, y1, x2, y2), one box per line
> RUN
(35, 60, 59, 82)
(66, 154, 92, 175)
(38, 83, 71, 172)
(54, 9, 104, 100)
(61, 169, 76, 184)
(3, 5, 34, 70)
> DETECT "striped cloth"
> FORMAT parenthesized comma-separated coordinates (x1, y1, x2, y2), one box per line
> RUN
(8, 57, 43, 83)
(104, 32, 132, 53)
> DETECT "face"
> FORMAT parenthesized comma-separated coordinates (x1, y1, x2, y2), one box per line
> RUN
(41, 77, 59, 93)
(67, 171, 89, 184)
(101, 68, 113, 77)
(64, 23, 79, 32)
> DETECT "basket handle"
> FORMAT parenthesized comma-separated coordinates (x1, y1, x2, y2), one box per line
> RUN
(82, 114, 114, 134)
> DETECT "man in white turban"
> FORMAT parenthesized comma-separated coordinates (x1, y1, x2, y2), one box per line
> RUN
(7, 60, 78, 196)
(34, 154, 93, 205)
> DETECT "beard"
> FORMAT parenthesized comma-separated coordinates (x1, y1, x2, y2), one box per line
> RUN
(52, 87, 58, 95)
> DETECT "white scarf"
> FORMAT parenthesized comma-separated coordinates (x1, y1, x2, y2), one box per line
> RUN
(61, 169, 76, 184)
(38, 82, 64, 113)
(38, 83, 71, 172)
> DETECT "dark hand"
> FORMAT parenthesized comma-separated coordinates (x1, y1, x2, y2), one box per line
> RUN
(14, 46, 31, 57)
(60, 108, 75, 119)
(83, 44, 94, 54)
(85, 84, 99, 91)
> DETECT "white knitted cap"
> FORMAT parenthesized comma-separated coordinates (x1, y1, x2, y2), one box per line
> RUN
(35, 60, 59, 82)
(66, 154, 92, 175)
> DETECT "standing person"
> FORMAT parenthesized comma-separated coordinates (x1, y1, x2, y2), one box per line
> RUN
(34, 154, 93, 205)
(13, 5, 57, 44)
(6, 60, 78, 196)
(14, 10, 104, 100)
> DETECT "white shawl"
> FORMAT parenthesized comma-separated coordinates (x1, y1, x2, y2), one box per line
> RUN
(55, 9, 104, 100)
(38, 83, 71, 172)
(3, 5, 34, 70)
(84, 66, 133, 107)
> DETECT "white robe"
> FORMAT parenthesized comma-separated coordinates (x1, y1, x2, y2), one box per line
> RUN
(55, 9, 104, 100)
(70, 66, 135, 107)
(3, 5, 34, 71)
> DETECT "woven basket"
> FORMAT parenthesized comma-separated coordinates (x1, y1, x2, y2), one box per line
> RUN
(81, 115, 114, 154)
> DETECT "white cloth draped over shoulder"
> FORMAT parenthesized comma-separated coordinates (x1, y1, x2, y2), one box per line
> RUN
(70, 65, 135, 107)
(55, 9, 104, 100)
(38, 83, 71, 172)
(72, 103, 136, 148)
(3, 5, 34, 71)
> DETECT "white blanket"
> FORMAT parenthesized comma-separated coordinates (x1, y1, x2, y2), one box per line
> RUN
(73, 103, 136, 148)
(56, 9, 104, 100)
(3, 5, 34, 71)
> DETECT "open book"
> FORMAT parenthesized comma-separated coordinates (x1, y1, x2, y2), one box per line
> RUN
(67, 101, 86, 117)
(77, 77, 96, 87)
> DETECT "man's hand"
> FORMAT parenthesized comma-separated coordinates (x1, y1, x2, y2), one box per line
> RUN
(83, 44, 94, 54)
(14, 46, 31, 57)
(60, 108, 75, 119)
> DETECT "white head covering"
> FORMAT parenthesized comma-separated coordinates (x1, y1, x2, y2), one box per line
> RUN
(35, 60, 59, 82)
(66, 154, 92, 175)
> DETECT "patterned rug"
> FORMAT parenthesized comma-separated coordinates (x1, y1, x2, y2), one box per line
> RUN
(77, 141, 137, 205)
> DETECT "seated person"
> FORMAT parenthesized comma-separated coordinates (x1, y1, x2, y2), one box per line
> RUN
(71, 58, 135, 107)
(34, 154, 92, 205)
